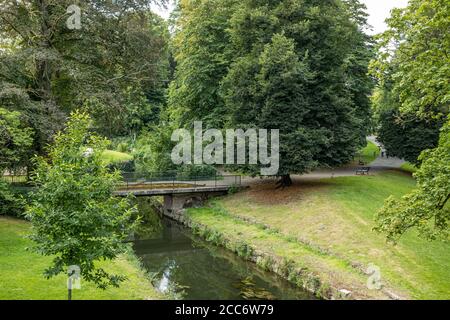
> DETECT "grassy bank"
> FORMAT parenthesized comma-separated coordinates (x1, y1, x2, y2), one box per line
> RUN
(356, 141, 380, 165)
(186, 206, 387, 299)
(400, 162, 417, 173)
(187, 171, 450, 299)
(0, 216, 162, 300)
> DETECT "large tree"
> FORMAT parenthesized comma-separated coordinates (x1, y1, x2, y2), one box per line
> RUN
(375, 120, 449, 242)
(169, 0, 374, 185)
(0, 0, 169, 153)
(371, 0, 449, 120)
(226, 0, 373, 184)
(168, 0, 237, 128)
(377, 109, 444, 164)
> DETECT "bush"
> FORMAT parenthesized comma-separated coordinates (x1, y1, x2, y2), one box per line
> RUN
(0, 180, 25, 217)
(26, 111, 137, 289)
(133, 128, 177, 175)
(107, 160, 136, 173)
(110, 137, 134, 153)
(116, 142, 130, 153)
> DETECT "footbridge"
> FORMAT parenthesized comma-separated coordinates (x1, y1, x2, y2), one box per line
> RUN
(114, 173, 242, 218)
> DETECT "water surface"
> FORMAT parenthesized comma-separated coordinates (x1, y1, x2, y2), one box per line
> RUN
(133, 218, 316, 300)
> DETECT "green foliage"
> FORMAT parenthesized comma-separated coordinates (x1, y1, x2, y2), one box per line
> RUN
(370, 0, 449, 119)
(227, 184, 240, 195)
(110, 137, 135, 153)
(133, 123, 178, 175)
(205, 230, 225, 246)
(107, 160, 136, 173)
(168, 0, 237, 128)
(116, 143, 130, 154)
(224, 33, 319, 176)
(257, 255, 275, 272)
(0, 1, 170, 152)
(377, 109, 443, 164)
(370, 0, 449, 244)
(401, 162, 418, 174)
(170, 0, 374, 177)
(225, 0, 373, 175)
(0, 108, 33, 173)
(176, 164, 217, 179)
(0, 180, 25, 217)
(26, 111, 137, 289)
(278, 258, 297, 279)
(376, 120, 450, 242)
(234, 241, 254, 259)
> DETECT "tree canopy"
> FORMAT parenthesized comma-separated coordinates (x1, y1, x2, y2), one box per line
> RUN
(26, 111, 137, 289)
(0, 0, 170, 154)
(169, 0, 374, 182)
(0, 107, 33, 173)
(370, 0, 449, 120)
(372, 0, 449, 242)
(377, 109, 444, 164)
(376, 120, 449, 242)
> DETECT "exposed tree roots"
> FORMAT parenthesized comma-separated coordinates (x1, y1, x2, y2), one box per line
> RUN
(276, 175, 292, 189)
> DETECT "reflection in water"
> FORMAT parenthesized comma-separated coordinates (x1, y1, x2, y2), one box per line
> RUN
(133, 218, 315, 300)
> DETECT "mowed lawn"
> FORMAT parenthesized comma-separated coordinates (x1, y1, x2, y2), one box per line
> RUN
(0, 217, 162, 300)
(212, 171, 449, 299)
(355, 141, 380, 165)
(101, 150, 133, 164)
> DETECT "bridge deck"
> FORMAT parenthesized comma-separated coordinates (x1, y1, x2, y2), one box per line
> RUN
(115, 174, 241, 197)
(114, 185, 231, 197)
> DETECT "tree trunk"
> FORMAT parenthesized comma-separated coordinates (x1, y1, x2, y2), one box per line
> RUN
(36, 0, 52, 101)
(276, 174, 292, 189)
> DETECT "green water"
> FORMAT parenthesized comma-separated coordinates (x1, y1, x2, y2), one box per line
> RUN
(132, 218, 316, 300)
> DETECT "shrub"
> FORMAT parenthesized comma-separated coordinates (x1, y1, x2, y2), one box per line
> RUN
(257, 255, 274, 271)
(116, 142, 130, 153)
(133, 126, 177, 175)
(176, 164, 217, 180)
(107, 160, 136, 173)
(0, 180, 25, 217)
(234, 241, 254, 259)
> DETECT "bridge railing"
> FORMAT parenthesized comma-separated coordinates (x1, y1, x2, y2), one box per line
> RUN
(1, 174, 28, 184)
(118, 172, 242, 192)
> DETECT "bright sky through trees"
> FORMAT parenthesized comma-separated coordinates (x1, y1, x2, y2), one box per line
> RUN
(151, 0, 410, 35)
(362, 0, 409, 34)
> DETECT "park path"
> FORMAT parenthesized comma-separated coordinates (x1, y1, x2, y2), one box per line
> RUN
(117, 136, 407, 190)
(240, 136, 407, 186)
(118, 137, 407, 190)
(366, 136, 406, 169)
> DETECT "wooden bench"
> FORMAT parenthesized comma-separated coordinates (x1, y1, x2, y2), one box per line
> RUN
(356, 167, 370, 175)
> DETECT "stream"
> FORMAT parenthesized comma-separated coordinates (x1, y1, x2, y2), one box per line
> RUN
(132, 216, 316, 300)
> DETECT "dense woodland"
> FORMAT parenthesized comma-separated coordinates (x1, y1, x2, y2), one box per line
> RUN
(1, 0, 447, 177)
